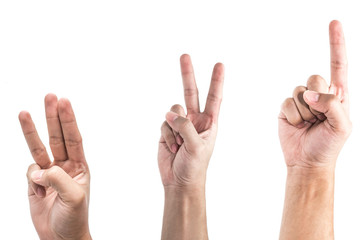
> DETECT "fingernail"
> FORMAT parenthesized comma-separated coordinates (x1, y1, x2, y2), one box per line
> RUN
(171, 144, 178, 153)
(31, 170, 44, 181)
(36, 187, 46, 198)
(309, 118, 317, 123)
(304, 91, 320, 103)
(166, 112, 179, 122)
(296, 122, 306, 128)
(176, 135, 183, 145)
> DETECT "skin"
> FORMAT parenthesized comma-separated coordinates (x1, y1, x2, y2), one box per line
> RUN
(158, 54, 224, 240)
(278, 20, 351, 240)
(19, 94, 91, 240)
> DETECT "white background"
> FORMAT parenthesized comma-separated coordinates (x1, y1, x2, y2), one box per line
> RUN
(1, 0, 360, 239)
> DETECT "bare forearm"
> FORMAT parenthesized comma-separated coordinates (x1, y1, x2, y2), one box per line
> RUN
(161, 186, 208, 240)
(280, 168, 335, 240)
(79, 231, 92, 240)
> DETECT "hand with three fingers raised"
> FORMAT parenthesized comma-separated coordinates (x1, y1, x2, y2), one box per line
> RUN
(19, 94, 91, 240)
(279, 21, 351, 240)
(158, 54, 224, 240)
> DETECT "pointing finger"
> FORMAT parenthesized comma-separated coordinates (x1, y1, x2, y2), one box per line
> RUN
(329, 20, 348, 101)
(19, 111, 51, 168)
(180, 54, 200, 114)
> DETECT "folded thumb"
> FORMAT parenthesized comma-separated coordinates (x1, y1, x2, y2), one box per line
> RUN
(165, 111, 201, 152)
(303, 90, 349, 130)
(31, 166, 84, 204)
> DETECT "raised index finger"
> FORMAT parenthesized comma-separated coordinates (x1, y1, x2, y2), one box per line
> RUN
(19, 111, 51, 168)
(329, 20, 348, 101)
(180, 54, 200, 114)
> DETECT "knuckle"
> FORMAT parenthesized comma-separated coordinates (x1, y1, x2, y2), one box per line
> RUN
(26, 164, 38, 179)
(46, 166, 62, 180)
(161, 122, 173, 134)
(207, 93, 222, 104)
(308, 74, 323, 81)
(292, 86, 306, 96)
(164, 130, 175, 141)
(49, 136, 64, 146)
(180, 118, 192, 130)
(291, 117, 303, 126)
(331, 60, 348, 70)
(31, 146, 46, 158)
(170, 104, 183, 113)
(282, 98, 294, 110)
(307, 74, 325, 85)
(184, 88, 198, 97)
(161, 121, 168, 130)
(65, 137, 83, 147)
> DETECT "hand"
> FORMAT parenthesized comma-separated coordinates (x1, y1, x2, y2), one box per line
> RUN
(279, 20, 351, 240)
(278, 20, 351, 171)
(19, 94, 91, 240)
(158, 54, 224, 189)
(158, 54, 224, 240)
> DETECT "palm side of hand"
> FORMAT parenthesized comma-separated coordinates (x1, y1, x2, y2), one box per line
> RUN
(158, 54, 224, 188)
(29, 165, 89, 239)
(20, 94, 90, 239)
(279, 20, 350, 170)
(160, 114, 217, 186)
(279, 118, 344, 168)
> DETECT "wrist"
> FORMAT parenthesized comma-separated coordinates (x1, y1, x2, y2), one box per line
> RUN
(162, 184, 208, 240)
(79, 231, 92, 240)
(52, 227, 91, 240)
(285, 166, 335, 201)
(164, 184, 205, 196)
(164, 185, 206, 207)
(287, 165, 335, 182)
(281, 166, 335, 239)
(164, 185, 206, 221)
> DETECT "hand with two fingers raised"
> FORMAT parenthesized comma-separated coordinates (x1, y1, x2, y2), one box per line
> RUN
(158, 54, 225, 190)
(19, 94, 91, 240)
(158, 54, 224, 240)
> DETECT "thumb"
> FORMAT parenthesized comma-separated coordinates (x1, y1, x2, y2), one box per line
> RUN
(303, 90, 350, 130)
(165, 111, 201, 151)
(31, 166, 85, 204)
